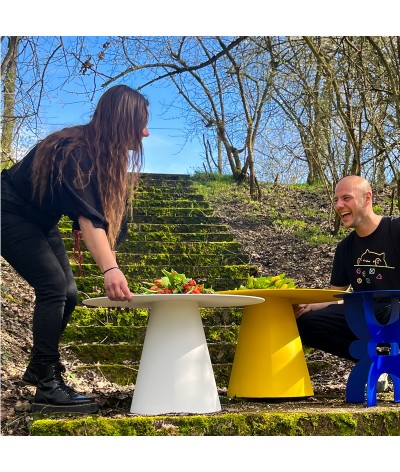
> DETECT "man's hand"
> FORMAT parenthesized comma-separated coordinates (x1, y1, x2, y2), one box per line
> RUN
(293, 301, 335, 319)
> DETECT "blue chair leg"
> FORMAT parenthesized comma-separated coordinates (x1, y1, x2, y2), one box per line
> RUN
(366, 365, 381, 407)
(393, 375, 400, 402)
(346, 358, 373, 403)
(366, 356, 400, 406)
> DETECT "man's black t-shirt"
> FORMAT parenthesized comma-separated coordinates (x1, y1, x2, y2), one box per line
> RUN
(330, 216, 400, 291)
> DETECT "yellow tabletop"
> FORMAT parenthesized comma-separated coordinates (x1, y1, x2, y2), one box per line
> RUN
(218, 288, 345, 399)
(219, 288, 345, 304)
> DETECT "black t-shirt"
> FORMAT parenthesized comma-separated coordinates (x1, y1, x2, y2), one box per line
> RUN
(1, 143, 126, 241)
(330, 216, 400, 291)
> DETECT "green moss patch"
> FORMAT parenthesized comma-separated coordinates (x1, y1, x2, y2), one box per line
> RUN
(30, 410, 400, 436)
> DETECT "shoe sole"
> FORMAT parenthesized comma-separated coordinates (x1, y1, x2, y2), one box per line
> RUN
(31, 402, 99, 414)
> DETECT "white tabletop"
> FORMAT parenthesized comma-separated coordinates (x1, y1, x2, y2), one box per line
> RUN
(83, 293, 264, 309)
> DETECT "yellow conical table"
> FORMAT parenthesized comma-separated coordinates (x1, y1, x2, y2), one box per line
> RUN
(219, 289, 345, 399)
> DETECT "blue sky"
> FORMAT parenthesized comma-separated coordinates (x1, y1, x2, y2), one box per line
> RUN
(41, 83, 204, 176)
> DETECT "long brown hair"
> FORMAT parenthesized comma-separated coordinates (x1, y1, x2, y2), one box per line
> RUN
(31, 85, 149, 248)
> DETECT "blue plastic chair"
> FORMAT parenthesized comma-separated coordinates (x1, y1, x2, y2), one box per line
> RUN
(337, 290, 400, 407)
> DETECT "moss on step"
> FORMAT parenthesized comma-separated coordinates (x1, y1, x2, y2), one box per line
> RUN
(73, 362, 232, 387)
(128, 223, 232, 234)
(67, 342, 236, 365)
(115, 240, 244, 254)
(67, 240, 243, 255)
(69, 306, 149, 327)
(68, 305, 244, 327)
(64, 232, 236, 247)
(72, 264, 256, 281)
(62, 325, 147, 344)
(76, 364, 138, 386)
(68, 343, 143, 364)
(134, 215, 222, 224)
(29, 410, 400, 436)
(135, 195, 206, 204)
(68, 251, 250, 267)
(134, 207, 215, 217)
(62, 324, 240, 344)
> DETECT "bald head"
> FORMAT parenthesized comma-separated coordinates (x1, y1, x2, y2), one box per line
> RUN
(335, 176, 372, 196)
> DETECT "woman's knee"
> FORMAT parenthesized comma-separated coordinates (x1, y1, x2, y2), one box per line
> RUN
(35, 268, 69, 303)
(65, 278, 78, 311)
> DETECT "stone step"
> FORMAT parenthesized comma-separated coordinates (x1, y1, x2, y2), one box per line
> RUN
(69, 305, 244, 327)
(134, 194, 206, 204)
(124, 232, 237, 243)
(120, 240, 244, 254)
(67, 251, 250, 266)
(140, 173, 192, 181)
(71, 362, 232, 388)
(127, 223, 232, 234)
(135, 183, 196, 193)
(30, 409, 400, 436)
(65, 240, 244, 254)
(62, 324, 240, 344)
(132, 215, 222, 224)
(61, 223, 234, 237)
(133, 207, 215, 217)
(67, 341, 236, 366)
(71, 262, 256, 290)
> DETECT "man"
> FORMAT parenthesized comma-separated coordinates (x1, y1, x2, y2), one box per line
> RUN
(295, 176, 400, 388)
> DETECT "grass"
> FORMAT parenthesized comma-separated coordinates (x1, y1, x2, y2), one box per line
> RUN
(193, 173, 346, 247)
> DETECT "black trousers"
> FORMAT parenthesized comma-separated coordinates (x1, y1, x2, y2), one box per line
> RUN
(296, 302, 391, 361)
(296, 304, 357, 360)
(1, 210, 77, 366)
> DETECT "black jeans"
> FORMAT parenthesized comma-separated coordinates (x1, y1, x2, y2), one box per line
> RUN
(1, 210, 77, 366)
(296, 302, 391, 361)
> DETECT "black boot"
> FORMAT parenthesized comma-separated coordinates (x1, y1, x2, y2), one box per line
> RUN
(20, 361, 66, 387)
(20, 362, 39, 386)
(31, 363, 99, 414)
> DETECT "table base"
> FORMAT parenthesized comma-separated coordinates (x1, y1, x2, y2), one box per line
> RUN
(130, 301, 221, 415)
(227, 298, 314, 398)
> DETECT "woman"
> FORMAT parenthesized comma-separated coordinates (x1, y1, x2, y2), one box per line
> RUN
(1, 85, 149, 414)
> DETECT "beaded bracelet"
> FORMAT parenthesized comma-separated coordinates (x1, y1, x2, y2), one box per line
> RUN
(103, 266, 119, 275)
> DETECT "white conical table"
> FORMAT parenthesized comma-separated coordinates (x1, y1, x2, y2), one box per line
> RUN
(83, 294, 263, 415)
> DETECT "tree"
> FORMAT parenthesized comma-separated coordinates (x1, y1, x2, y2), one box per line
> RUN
(1, 36, 21, 168)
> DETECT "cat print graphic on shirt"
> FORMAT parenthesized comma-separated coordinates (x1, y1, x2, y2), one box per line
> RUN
(357, 250, 388, 267)
(355, 249, 395, 286)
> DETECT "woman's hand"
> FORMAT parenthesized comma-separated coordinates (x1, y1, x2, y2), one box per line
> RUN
(104, 267, 133, 302)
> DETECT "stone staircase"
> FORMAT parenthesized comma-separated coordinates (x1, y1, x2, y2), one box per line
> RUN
(59, 173, 258, 388)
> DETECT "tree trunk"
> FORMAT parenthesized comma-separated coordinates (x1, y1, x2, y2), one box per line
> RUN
(1, 36, 20, 169)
